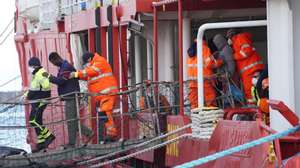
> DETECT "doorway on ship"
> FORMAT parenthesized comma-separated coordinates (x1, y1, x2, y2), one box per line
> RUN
(189, 16, 268, 110)
(70, 31, 89, 70)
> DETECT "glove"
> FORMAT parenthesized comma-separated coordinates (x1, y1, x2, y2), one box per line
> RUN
(69, 72, 76, 79)
(42, 72, 51, 78)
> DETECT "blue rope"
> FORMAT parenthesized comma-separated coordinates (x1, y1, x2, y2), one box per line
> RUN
(175, 124, 300, 168)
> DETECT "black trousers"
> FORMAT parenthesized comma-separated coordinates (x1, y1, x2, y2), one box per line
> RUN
(29, 102, 47, 137)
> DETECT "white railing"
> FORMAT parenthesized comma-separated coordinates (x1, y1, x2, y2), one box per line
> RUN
(17, 0, 130, 30)
(60, 0, 101, 16)
(18, 0, 40, 21)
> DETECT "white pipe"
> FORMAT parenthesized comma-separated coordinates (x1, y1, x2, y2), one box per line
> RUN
(147, 40, 153, 80)
(196, 20, 267, 108)
(183, 18, 191, 81)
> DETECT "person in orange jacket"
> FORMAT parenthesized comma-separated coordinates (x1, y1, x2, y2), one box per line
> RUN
(187, 41, 223, 109)
(227, 29, 265, 104)
(70, 52, 118, 138)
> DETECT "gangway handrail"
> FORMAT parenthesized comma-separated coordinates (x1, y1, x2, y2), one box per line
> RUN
(196, 20, 267, 108)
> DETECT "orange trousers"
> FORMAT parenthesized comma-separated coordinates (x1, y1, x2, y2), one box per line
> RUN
(189, 81, 216, 109)
(96, 95, 117, 137)
(241, 72, 257, 103)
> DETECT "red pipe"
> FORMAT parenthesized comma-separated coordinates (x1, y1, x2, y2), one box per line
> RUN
(153, 7, 158, 83)
(178, 0, 184, 115)
(88, 29, 95, 53)
(153, 0, 178, 7)
(101, 27, 107, 59)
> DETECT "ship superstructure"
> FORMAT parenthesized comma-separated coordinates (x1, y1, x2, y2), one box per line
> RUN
(5, 0, 300, 167)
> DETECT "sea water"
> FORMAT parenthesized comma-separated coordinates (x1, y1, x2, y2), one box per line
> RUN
(0, 105, 31, 152)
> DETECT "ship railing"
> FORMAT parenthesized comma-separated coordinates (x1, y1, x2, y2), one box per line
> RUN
(60, 0, 103, 16)
(0, 81, 190, 146)
(0, 78, 245, 147)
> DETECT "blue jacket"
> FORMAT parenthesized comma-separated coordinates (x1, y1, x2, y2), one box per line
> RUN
(49, 60, 80, 98)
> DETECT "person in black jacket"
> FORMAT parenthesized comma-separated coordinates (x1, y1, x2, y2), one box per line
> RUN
(43, 52, 93, 148)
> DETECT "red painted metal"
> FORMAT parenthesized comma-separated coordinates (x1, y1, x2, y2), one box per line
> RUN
(14, 1, 285, 167)
(178, 0, 184, 115)
(208, 120, 272, 168)
(14, 33, 27, 43)
(120, 26, 129, 139)
(112, 27, 120, 87)
(153, 7, 158, 83)
(268, 100, 299, 126)
(161, 0, 265, 11)
(223, 108, 261, 120)
(64, 9, 97, 33)
(66, 33, 73, 64)
(280, 135, 300, 160)
(153, 0, 178, 7)
(88, 29, 96, 53)
(283, 155, 300, 168)
(100, 27, 107, 59)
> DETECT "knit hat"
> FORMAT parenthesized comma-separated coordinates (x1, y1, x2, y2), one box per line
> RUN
(28, 57, 41, 66)
(187, 42, 197, 57)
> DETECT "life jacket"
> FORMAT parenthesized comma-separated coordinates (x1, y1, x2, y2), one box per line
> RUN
(187, 42, 223, 87)
(26, 67, 51, 100)
(77, 53, 118, 96)
(231, 32, 264, 75)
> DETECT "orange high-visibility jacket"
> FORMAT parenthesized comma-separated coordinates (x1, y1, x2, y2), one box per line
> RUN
(76, 53, 118, 95)
(231, 32, 264, 75)
(187, 42, 223, 107)
(187, 42, 223, 85)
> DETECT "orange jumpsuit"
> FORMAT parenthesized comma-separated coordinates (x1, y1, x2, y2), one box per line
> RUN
(75, 53, 118, 137)
(231, 32, 264, 103)
(187, 42, 223, 108)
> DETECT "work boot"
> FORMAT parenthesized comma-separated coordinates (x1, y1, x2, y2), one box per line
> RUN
(43, 134, 56, 148)
(32, 143, 45, 153)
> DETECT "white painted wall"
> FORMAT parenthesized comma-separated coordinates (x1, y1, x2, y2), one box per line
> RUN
(289, 0, 300, 119)
(143, 21, 175, 81)
(183, 18, 191, 81)
(134, 35, 142, 84)
(147, 40, 153, 80)
(267, 0, 294, 131)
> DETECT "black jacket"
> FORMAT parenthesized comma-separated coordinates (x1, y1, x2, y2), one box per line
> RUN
(49, 60, 80, 99)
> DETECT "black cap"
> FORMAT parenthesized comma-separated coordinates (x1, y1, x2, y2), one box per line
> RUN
(82, 52, 94, 64)
(188, 42, 197, 57)
(28, 57, 41, 66)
